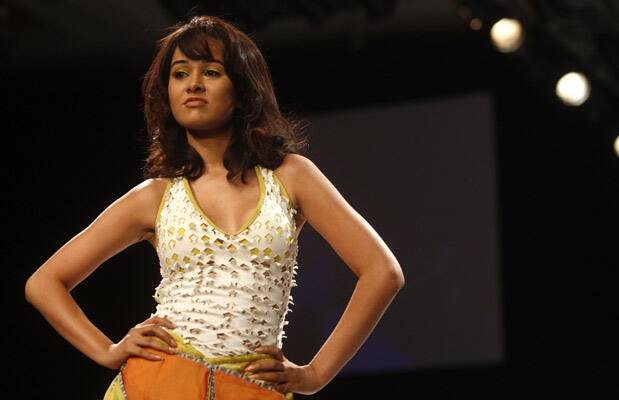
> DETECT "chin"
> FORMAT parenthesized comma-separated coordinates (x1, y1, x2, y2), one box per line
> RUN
(181, 121, 228, 131)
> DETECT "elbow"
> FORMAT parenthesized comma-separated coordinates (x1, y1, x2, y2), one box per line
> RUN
(26, 273, 68, 304)
(379, 272, 405, 293)
(25, 275, 52, 304)
(24, 278, 36, 304)
(24, 276, 42, 304)
(369, 269, 405, 291)
(394, 273, 405, 290)
(388, 263, 406, 289)
(357, 261, 406, 289)
(388, 261, 406, 290)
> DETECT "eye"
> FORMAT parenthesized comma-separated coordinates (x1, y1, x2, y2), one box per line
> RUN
(205, 69, 220, 77)
(172, 70, 187, 79)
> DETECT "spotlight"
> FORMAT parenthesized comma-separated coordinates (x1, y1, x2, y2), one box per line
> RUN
(490, 18, 524, 53)
(614, 135, 619, 158)
(555, 72, 591, 106)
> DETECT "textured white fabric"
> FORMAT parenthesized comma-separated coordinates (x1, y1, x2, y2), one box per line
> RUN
(149, 165, 299, 357)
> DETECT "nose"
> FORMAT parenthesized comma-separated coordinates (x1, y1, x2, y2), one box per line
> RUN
(186, 76, 205, 93)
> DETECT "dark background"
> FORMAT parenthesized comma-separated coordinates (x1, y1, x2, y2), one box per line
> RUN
(4, 0, 617, 398)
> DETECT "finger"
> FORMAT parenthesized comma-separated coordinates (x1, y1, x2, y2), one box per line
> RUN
(137, 336, 177, 355)
(245, 359, 285, 373)
(129, 343, 164, 361)
(140, 316, 176, 329)
(143, 316, 176, 329)
(152, 316, 177, 329)
(139, 325, 178, 348)
(248, 371, 287, 383)
(255, 345, 284, 361)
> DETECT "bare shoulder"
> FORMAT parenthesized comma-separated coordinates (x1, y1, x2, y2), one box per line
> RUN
(132, 177, 170, 198)
(130, 177, 171, 240)
(273, 153, 314, 210)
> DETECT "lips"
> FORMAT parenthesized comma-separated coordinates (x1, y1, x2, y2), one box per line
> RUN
(184, 97, 208, 104)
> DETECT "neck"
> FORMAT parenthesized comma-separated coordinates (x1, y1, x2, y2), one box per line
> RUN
(186, 123, 235, 175)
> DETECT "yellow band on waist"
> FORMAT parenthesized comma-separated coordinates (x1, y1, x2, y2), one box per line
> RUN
(155, 330, 276, 371)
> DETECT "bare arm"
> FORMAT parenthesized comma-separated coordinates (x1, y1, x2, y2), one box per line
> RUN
(24, 178, 166, 368)
(288, 154, 405, 390)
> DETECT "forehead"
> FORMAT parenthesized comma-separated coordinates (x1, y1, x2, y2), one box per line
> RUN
(171, 37, 225, 63)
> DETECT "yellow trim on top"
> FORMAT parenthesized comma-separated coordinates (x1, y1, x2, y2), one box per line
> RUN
(273, 171, 300, 218)
(272, 171, 291, 201)
(182, 165, 265, 237)
(150, 178, 172, 248)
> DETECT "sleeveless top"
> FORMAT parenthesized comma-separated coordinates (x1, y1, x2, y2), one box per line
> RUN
(147, 165, 300, 358)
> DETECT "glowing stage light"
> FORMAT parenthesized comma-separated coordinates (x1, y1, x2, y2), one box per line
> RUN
(555, 72, 591, 106)
(490, 18, 524, 53)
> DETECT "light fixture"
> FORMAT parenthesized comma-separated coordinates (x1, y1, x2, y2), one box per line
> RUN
(555, 72, 591, 106)
(490, 18, 524, 53)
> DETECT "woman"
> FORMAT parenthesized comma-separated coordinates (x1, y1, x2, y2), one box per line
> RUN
(24, 15, 405, 399)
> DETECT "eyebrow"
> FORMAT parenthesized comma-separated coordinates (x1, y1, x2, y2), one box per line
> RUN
(171, 59, 224, 67)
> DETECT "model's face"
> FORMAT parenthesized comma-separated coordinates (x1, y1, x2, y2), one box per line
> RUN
(167, 39, 236, 133)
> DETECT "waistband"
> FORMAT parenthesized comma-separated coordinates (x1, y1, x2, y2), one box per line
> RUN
(154, 330, 294, 399)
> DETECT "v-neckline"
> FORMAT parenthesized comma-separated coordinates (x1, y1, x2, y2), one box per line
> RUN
(181, 165, 266, 237)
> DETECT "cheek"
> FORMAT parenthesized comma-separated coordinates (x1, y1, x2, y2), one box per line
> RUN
(167, 85, 178, 104)
(217, 80, 236, 107)
(167, 86, 183, 115)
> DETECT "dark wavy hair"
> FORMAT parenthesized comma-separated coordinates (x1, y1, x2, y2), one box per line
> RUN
(141, 15, 309, 183)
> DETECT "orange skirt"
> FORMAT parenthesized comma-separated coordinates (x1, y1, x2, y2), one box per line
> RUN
(103, 331, 294, 400)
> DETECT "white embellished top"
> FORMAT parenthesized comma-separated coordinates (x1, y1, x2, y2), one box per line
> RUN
(147, 165, 300, 357)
